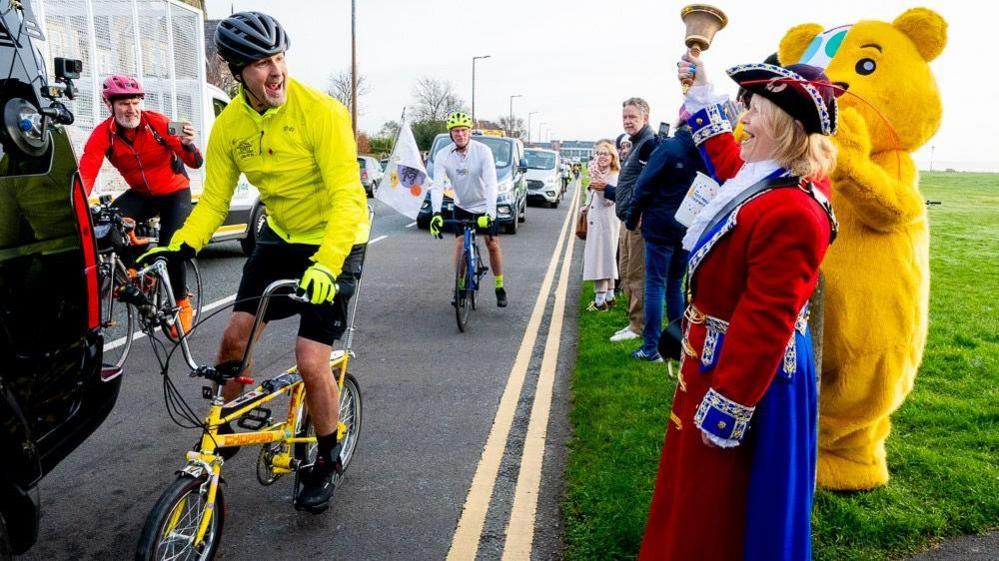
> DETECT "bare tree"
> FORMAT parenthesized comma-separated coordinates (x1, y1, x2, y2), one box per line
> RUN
(411, 77, 466, 122)
(204, 20, 238, 95)
(327, 70, 370, 114)
(497, 116, 527, 139)
(378, 120, 401, 139)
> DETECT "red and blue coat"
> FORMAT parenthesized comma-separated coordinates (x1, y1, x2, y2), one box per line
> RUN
(638, 103, 835, 561)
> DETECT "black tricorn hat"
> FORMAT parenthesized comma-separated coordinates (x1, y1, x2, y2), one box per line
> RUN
(726, 63, 838, 136)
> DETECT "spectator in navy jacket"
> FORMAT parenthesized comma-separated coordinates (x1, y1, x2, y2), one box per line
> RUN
(625, 109, 705, 361)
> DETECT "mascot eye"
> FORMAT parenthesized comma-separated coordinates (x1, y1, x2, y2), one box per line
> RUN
(855, 58, 877, 76)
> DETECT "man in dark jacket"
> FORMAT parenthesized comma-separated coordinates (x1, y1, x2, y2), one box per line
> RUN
(625, 114, 705, 361)
(606, 97, 660, 342)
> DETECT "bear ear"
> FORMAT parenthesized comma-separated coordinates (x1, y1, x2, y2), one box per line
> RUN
(779, 23, 824, 65)
(893, 8, 947, 62)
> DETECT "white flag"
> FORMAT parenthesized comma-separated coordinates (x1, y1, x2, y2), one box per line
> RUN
(375, 118, 428, 219)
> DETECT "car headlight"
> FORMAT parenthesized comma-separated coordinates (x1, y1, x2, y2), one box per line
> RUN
(497, 179, 513, 193)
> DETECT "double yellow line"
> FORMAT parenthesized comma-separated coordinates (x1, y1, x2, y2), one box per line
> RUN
(447, 182, 581, 561)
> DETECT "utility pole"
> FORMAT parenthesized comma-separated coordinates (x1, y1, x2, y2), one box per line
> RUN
(351, 0, 357, 138)
(527, 111, 538, 143)
(930, 145, 936, 172)
(508, 94, 522, 137)
(471, 55, 491, 128)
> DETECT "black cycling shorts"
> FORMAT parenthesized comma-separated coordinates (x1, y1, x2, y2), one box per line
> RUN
(234, 224, 365, 346)
(452, 206, 499, 238)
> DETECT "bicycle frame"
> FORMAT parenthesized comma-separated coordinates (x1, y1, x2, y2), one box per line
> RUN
(171, 276, 358, 547)
(463, 225, 480, 293)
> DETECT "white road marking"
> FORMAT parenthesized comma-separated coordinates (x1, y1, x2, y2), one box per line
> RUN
(103, 294, 238, 350)
(370, 234, 389, 244)
(446, 184, 580, 561)
(406, 221, 417, 228)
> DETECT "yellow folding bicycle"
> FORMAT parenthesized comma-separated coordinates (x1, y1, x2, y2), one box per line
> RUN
(133, 274, 363, 561)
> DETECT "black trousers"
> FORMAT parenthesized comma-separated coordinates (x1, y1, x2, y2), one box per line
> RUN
(112, 188, 193, 299)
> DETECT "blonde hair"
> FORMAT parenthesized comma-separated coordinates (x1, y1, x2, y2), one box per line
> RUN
(754, 96, 837, 178)
(594, 140, 621, 172)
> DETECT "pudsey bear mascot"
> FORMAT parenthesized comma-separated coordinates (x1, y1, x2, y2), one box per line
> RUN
(778, 8, 947, 490)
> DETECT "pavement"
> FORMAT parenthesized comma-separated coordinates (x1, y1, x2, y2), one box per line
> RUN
(18, 183, 583, 560)
(906, 531, 999, 561)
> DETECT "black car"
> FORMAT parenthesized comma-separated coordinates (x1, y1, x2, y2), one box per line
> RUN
(416, 133, 528, 234)
(0, 3, 119, 557)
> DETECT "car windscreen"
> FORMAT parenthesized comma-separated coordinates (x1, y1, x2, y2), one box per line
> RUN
(356, 157, 366, 169)
(525, 151, 556, 170)
(429, 136, 512, 169)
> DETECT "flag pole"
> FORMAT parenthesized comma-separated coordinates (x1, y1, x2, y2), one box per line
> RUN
(377, 107, 407, 195)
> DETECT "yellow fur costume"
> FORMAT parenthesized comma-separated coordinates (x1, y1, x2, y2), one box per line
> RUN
(778, 8, 947, 490)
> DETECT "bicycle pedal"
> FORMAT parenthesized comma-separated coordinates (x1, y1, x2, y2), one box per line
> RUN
(236, 407, 272, 431)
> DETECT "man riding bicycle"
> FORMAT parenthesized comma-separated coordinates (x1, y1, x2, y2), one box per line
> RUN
(429, 112, 508, 307)
(79, 74, 204, 334)
(139, 11, 370, 513)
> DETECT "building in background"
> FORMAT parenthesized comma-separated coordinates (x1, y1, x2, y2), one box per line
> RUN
(38, 0, 210, 197)
(531, 140, 595, 162)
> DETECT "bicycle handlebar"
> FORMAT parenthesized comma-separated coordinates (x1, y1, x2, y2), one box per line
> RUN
(172, 277, 329, 380)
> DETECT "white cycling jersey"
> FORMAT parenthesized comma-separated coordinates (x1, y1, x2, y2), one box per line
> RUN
(431, 140, 498, 219)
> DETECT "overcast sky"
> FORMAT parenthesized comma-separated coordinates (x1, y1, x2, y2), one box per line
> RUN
(205, 1, 996, 171)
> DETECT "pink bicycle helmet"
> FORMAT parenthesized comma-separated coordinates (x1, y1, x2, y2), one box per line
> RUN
(102, 75, 145, 102)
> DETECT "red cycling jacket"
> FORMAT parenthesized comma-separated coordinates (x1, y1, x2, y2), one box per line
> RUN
(79, 110, 204, 196)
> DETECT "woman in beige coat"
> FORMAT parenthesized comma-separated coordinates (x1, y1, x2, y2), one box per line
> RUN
(583, 140, 621, 310)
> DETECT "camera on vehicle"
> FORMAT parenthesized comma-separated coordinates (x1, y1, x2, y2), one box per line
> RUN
(54, 57, 82, 80)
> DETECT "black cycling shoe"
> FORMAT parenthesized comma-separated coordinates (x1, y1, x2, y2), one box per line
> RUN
(496, 287, 508, 308)
(294, 448, 344, 514)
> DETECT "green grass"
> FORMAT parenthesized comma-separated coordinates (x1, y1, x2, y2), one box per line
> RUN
(564, 171, 999, 560)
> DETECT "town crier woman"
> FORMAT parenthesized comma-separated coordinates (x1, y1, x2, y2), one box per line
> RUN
(638, 51, 839, 561)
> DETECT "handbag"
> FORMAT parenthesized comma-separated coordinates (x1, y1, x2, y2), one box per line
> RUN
(575, 206, 588, 240)
(657, 317, 683, 361)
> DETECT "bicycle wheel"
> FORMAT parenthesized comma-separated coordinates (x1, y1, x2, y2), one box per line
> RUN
(454, 250, 472, 332)
(100, 256, 135, 370)
(134, 474, 225, 561)
(293, 373, 363, 498)
(159, 257, 204, 343)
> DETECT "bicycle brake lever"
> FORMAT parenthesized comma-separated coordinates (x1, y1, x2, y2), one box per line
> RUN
(289, 288, 311, 304)
(192, 365, 215, 378)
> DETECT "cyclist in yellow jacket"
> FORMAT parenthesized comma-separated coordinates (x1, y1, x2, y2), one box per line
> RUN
(140, 11, 369, 514)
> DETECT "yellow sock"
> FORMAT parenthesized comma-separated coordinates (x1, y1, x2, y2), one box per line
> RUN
(495, 275, 504, 289)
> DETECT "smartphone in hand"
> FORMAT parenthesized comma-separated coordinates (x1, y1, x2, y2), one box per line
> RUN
(168, 121, 186, 136)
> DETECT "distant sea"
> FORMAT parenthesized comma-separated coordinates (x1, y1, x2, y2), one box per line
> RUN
(917, 161, 999, 173)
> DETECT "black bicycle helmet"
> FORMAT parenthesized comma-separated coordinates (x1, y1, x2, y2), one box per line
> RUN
(214, 11, 289, 69)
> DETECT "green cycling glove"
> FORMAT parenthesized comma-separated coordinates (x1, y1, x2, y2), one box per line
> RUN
(477, 215, 493, 229)
(136, 241, 196, 266)
(429, 213, 444, 239)
(299, 262, 338, 305)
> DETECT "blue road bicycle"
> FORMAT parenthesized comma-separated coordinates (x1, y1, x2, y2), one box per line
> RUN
(450, 219, 489, 332)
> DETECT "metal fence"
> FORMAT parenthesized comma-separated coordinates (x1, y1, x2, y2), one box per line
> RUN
(37, 0, 207, 197)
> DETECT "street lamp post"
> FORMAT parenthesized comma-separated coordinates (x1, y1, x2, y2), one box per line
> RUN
(527, 111, 538, 143)
(350, 0, 357, 138)
(471, 55, 491, 128)
(509, 94, 522, 137)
